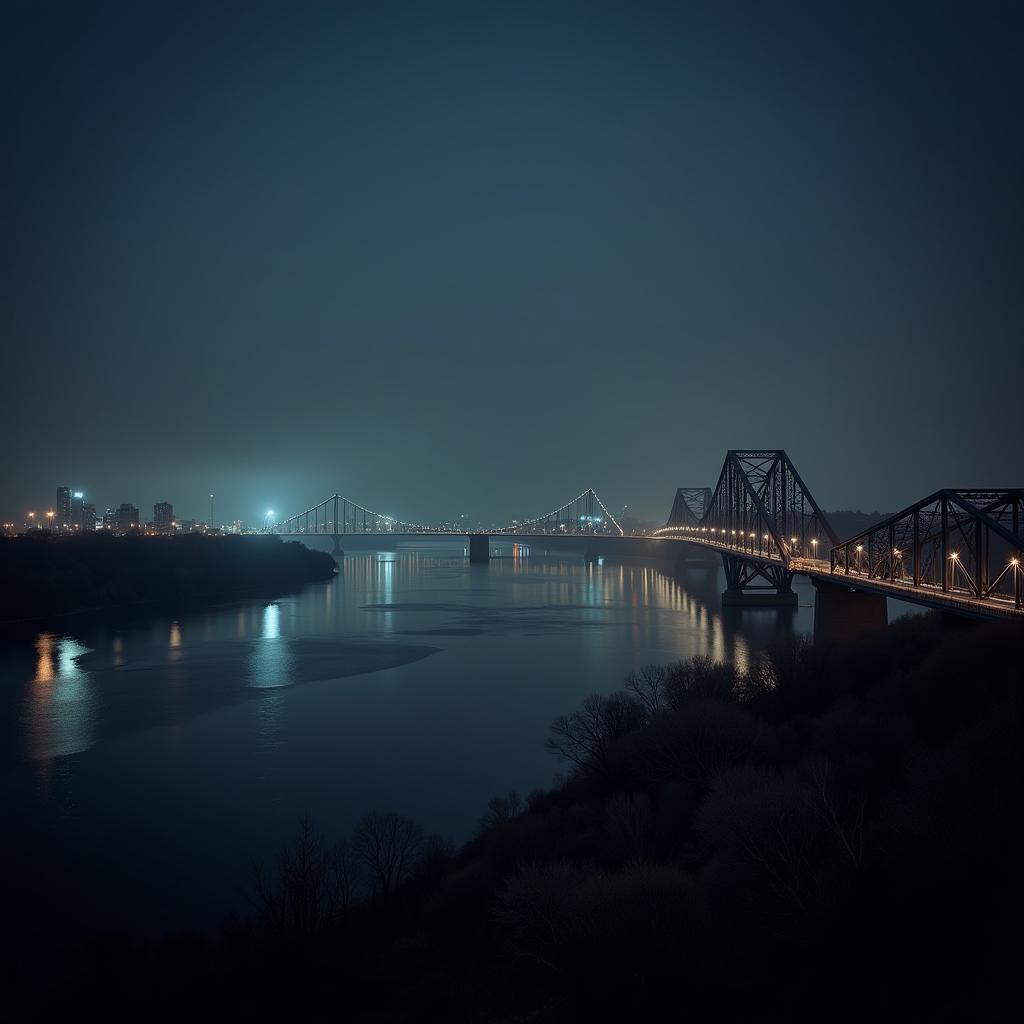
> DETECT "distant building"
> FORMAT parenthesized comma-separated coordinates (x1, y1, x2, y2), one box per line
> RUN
(57, 486, 72, 527)
(102, 508, 116, 532)
(154, 502, 174, 534)
(81, 503, 96, 531)
(70, 491, 86, 531)
(115, 503, 140, 535)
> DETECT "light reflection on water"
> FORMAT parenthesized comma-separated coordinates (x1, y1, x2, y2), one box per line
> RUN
(9, 552, 791, 770)
(168, 621, 183, 661)
(21, 633, 97, 763)
(247, 603, 295, 693)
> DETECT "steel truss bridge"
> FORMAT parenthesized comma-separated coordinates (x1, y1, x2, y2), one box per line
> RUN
(655, 451, 1023, 619)
(268, 451, 1023, 620)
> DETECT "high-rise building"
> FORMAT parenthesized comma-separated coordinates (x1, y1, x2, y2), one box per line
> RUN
(103, 508, 116, 532)
(71, 491, 85, 530)
(115, 503, 140, 534)
(81, 503, 96, 531)
(57, 486, 72, 527)
(154, 502, 174, 534)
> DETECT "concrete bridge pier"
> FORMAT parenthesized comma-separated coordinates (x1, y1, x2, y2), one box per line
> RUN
(330, 535, 345, 558)
(468, 534, 490, 563)
(812, 579, 887, 644)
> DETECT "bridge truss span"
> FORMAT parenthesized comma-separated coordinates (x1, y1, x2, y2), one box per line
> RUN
(652, 450, 840, 604)
(656, 450, 838, 566)
(666, 487, 712, 529)
(829, 489, 1024, 612)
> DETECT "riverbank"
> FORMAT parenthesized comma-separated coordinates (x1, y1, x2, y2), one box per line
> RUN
(0, 534, 336, 623)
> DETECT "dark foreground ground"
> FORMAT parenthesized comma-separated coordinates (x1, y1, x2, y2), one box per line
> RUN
(0, 534, 336, 622)
(5, 612, 1022, 1022)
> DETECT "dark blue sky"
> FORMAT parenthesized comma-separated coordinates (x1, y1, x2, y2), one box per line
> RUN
(2, 1, 1021, 526)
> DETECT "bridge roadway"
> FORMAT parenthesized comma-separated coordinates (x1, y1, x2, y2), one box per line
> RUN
(654, 531, 1023, 621)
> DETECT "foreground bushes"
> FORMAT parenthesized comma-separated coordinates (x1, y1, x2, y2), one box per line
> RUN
(25, 614, 1024, 1022)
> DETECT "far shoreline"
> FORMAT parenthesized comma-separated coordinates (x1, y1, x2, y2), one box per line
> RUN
(0, 533, 338, 628)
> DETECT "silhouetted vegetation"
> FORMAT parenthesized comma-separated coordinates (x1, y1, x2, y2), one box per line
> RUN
(0, 534, 336, 621)
(13, 615, 1024, 1022)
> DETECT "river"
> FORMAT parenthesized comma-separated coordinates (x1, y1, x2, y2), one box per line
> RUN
(2, 540, 834, 964)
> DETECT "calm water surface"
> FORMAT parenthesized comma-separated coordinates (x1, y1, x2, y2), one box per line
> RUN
(1, 542, 821, 960)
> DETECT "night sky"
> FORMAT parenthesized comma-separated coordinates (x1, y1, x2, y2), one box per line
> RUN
(3, 1, 1021, 527)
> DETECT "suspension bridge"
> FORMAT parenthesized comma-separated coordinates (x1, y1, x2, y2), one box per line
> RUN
(266, 450, 1023, 623)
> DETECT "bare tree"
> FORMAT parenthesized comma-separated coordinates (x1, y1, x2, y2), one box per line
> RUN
(696, 767, 821, 915)
(626, 700, 759, 788)
(249, 816, 355, 944)
(603, 791, 652, 862)
(492, 860, 585, 972)
(623, 664, 668, 717)
(662, 655, 739, 708)
(546, 692, 645, 780)
(477, 790, 525, 834)
(352, 811, 423, 898)
(735, 655, 778, 703)
(804, 757, 867, 872)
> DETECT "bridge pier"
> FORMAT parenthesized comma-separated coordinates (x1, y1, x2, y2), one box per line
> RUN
(721, 588, 799, 608)
(720, 554, 798, 608)
(812, 579, 887, 644)
(468, 534, 490, 563)
(330, 535, 345, 558)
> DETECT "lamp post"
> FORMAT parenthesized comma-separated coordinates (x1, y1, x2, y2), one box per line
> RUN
(209, 494, 214, 530)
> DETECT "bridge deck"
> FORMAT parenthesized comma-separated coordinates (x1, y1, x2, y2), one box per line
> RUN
(661, 535, 1023, 619)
